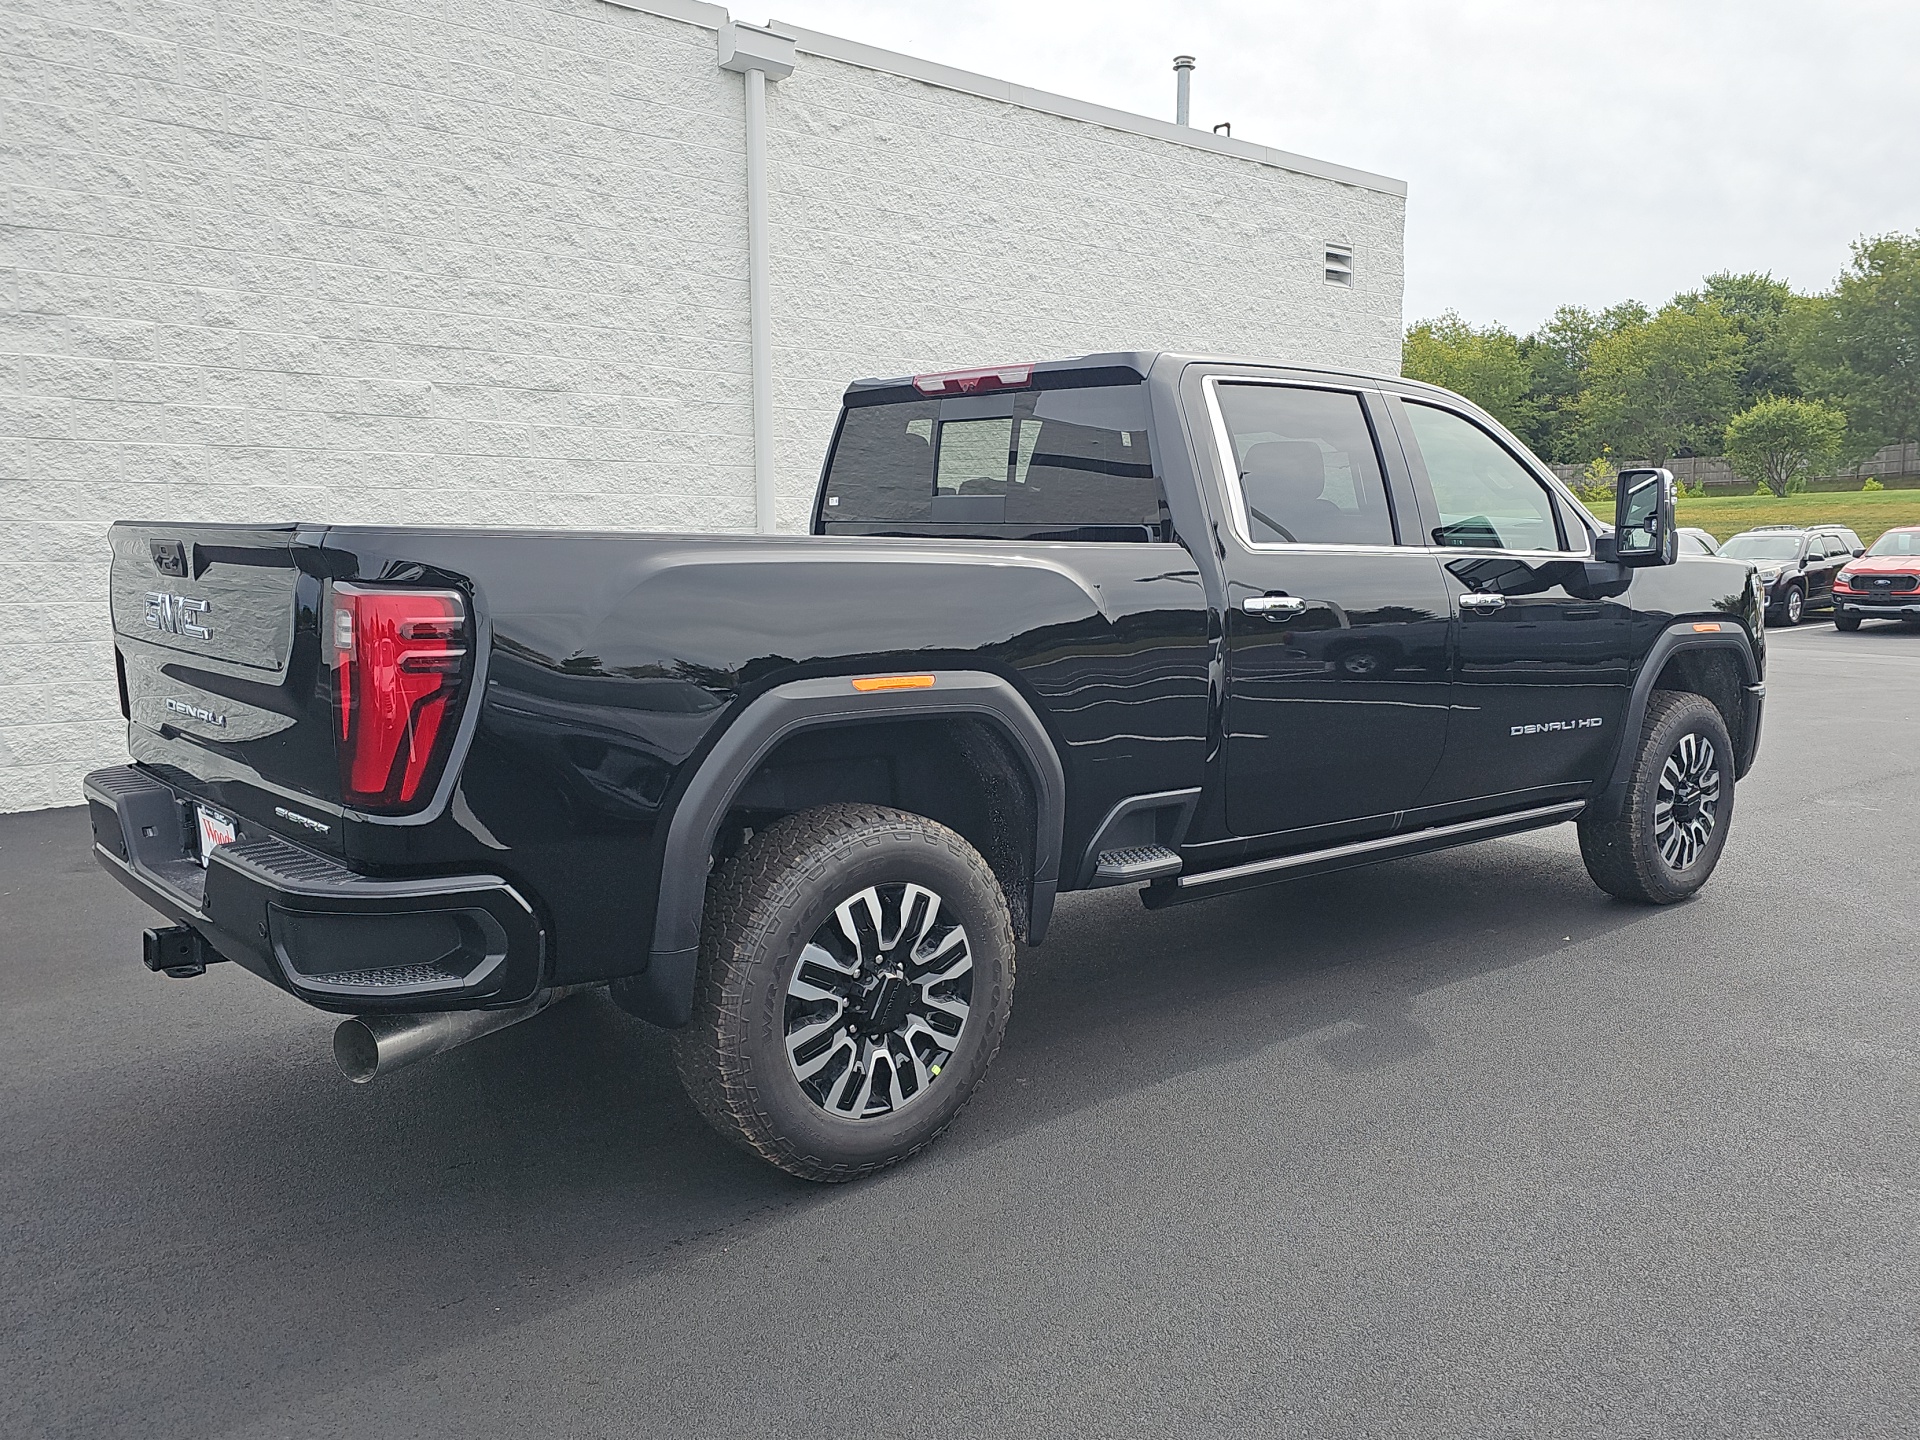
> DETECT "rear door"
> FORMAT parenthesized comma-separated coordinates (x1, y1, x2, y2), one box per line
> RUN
(1809, 533, 1845, 604)
(1386, 397, 1632, 807)
(1208, 378, 1454, 840)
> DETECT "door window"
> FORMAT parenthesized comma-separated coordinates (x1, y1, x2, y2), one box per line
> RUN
(1402, 402, 1567, 552)
(1213, 384, 1396, 546)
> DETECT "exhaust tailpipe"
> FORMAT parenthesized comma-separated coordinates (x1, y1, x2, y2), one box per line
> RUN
(333, 989, 576, 1083)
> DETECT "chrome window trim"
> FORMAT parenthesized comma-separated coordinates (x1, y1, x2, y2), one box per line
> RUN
(1201, 374, 1399, 553)
(1197, 373, 1596, 562)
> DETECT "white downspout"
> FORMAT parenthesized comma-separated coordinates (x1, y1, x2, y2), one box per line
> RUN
(718, 22, 797, 535)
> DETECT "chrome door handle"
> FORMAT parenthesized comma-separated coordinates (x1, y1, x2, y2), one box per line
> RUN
(1242, 594, 1307, 618)
(1459, 593, 1506, 611)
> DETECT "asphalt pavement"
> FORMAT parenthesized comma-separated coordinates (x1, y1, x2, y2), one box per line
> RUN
(3, 621, 1916, 1439)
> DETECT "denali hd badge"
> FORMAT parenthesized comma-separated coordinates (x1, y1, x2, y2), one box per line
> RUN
(1512, 718, 1603, 736)
(145, 592, 212, 639)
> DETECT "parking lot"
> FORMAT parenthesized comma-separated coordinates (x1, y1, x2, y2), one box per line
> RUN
(2, 622, 1915, 1439)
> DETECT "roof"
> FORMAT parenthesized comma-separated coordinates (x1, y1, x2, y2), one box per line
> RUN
(845, 351, 1432, 396)
(605, 3, 1408, 197)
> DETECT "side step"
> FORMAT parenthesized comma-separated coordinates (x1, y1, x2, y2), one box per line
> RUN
(1143, 800, 1586, 908)
(1092, 844, 1182, 885)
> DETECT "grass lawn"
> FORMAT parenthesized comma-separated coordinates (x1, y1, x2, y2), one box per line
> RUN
(1672, 491, 1920, 543)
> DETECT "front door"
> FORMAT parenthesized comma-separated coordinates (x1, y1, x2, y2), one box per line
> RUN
(1212, 380, 1455, 839)
(1388, 397, 1632, 806)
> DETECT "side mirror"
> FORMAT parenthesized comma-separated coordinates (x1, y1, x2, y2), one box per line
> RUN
(1855, 547, 1867, 557)
(1611, 467, 1677, 567)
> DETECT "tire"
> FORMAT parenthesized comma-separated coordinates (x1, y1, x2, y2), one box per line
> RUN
(673, 803, 1015, 1183)
(1780, 585, 1804, 626)
(1834, 613, 1862, 632)
(1578, 691, 1735, 904)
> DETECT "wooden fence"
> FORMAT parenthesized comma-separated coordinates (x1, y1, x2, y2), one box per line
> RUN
(1550, 441, 1920, 490)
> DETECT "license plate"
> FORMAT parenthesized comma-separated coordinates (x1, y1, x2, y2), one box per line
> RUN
(196, 805, 237, 865)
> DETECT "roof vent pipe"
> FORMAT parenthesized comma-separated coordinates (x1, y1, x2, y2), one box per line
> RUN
(1173, 55, 1194, 126)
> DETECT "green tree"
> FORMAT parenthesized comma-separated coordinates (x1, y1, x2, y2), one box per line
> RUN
(1574, 302, 1743, 464)
(1519, 302, 1652, 462)
(1796, 231, 1920, 452)
(1672, 271, 1802, 404)
(1722, 396, 1848, 496)
(1401, 312, 1541, 445)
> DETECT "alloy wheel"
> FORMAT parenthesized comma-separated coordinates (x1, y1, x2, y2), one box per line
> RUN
(783, 883, 973, 1119)
(1654, 731, 1721, 870)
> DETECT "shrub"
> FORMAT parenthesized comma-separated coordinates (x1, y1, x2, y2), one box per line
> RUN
(1724, 396, 1849, 496)
(1575, 455, 1615, 505)
(1863, 477, 1885, 492)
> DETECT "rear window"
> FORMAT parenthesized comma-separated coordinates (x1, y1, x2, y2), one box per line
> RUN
(817, 383, 1169, 541)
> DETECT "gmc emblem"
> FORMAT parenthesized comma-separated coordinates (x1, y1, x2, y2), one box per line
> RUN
(145, 592, 212, 639)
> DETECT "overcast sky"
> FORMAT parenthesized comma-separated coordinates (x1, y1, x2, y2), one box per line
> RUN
(763, 0, 1920, 335)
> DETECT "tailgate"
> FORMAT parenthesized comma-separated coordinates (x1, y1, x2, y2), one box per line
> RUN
(110, 523, 346, 852)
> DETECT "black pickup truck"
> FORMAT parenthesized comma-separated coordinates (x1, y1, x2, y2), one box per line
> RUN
(89, 352, 1765, 1180)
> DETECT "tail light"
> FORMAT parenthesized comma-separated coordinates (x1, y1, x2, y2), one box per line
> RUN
(327, 583, 469, 811)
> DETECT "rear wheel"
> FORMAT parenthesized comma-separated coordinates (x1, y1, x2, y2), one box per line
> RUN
(1834, 613, 1862, 632)
(1578, 691, 1734, 904)
(673, 804, 1015, 1183)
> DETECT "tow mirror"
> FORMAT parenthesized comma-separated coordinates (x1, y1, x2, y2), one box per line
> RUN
(1608, 467, 1677, 567)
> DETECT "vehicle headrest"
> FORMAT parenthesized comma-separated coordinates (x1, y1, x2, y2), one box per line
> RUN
(1241, 440, 1327, 498)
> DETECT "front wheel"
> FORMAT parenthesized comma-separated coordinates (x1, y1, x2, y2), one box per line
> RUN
(1578, 691, 1735, 904)
(674, 804, 1015, 1182)
(1834, 612, 1862, 632)
(1779, 585, 1804, 626)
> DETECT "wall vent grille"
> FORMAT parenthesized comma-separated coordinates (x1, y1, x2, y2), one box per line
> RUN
(1324, 243, 1354, 286)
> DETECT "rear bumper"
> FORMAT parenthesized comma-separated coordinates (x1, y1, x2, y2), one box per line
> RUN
(85, 766, 546, 1013)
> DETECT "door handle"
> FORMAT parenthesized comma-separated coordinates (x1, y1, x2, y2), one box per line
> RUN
(1242, 594, 1307, 619)
(1458, 593, 1506, 612)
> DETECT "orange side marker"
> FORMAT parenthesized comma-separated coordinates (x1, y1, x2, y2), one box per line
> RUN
(851, 674, 936, 692)
(1692, 622, 1724, 633)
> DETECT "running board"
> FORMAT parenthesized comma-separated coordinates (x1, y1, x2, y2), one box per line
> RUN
(1141, 800, 1587, 909)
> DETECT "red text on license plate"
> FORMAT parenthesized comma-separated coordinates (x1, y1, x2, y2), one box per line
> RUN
(197, 806, 237, 862)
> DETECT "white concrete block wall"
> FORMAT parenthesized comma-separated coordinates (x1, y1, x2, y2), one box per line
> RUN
(0, 0, 1406, 811)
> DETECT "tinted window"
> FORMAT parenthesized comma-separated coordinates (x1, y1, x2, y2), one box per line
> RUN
(819, 385, 1165, 539)
(1402, 402, 1565, 552)
(1213, 384, 1395, 546)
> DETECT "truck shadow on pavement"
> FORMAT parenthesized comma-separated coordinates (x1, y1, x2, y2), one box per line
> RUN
(4, 808, 1658, 1437)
